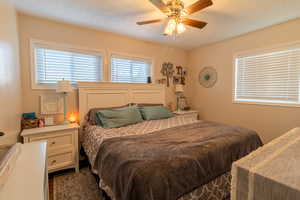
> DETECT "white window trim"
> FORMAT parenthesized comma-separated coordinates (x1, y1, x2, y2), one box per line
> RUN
(30, 39, 106, 90)
(108, 51, 155, 83)
(232, 40, 300, 108)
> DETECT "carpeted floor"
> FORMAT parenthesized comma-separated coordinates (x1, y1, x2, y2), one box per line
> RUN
(50, 167, 104, 200)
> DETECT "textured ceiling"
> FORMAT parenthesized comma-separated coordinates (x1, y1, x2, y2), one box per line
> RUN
(12, 0, 300, 49)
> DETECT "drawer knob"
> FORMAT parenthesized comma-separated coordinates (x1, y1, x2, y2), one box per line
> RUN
(51, 141, 56, 145)
(51, 160, 57, 165)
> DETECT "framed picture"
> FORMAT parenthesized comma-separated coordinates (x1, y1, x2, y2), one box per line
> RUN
(40, 95, 64, 114)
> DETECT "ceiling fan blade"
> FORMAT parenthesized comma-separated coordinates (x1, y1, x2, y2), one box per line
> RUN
(182, 18, 207, 29)
(185, 0, 213, 15)
(149, 0, 169, 13)
(136, 19, 165, 25)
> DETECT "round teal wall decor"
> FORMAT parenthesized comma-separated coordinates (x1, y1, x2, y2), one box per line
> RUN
(198, 67, 217, 88)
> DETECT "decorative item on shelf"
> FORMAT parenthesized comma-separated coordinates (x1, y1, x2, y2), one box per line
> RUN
(38, 118, 45, 128)
(175, 84, 184, 111)
(56, 80, 73, 125)
(68, 113, 77, 123)
(44, 116, 54, 126)
(21, 119, 39, 129)
(147, 76, 152, 84)
(161, 62, 174, 87)
(21, 112, 39, 129)
(199, 66, 217, 88)
(178, 96, 189, 110)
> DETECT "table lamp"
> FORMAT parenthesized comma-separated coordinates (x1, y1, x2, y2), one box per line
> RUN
(56, 80, 73, 125)
(175, 84, 184, 111)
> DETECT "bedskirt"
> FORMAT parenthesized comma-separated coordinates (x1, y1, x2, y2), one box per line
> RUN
(100, 171, 231, 200)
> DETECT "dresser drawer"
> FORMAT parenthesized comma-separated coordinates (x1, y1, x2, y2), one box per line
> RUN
(48, 151, 74, 171)
(29, 130, 74, 150)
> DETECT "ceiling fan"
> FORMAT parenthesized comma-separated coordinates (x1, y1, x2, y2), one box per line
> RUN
(137, 0, 213, 36)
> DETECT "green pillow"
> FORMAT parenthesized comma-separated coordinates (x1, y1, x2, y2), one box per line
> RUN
(96, 106, 143, 128)
(139, 106, 174, 120)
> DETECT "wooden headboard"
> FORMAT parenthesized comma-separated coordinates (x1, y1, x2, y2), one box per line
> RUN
(78, 82, 166, 124)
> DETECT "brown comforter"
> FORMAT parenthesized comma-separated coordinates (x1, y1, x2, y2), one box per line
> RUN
(95, 121, 262, 200)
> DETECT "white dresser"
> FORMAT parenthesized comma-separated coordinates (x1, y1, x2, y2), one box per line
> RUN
(232, 128, 300, 200)
(0, 142, 48, 200)
(21, 124, 79, 173)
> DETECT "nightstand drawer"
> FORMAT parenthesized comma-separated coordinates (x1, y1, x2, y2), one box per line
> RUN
(174, 111, 199, 121)
(184, 113, 198, 120)
(48, 151, 74, 170)
(29, 131, 74, 150)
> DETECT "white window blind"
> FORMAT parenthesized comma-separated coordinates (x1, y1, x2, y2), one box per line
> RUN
(111, 56, 151, 83)
(234, 47, 300, 105)
(35, 48, 102, 85)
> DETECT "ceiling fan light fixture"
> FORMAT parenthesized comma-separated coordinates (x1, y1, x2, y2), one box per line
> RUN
(164, 18, 177, 35)
(176, 23, 186, 34)
(164, 26, 173, 35)
(167, 18, 177, 30)
(138, 0, 213, 36)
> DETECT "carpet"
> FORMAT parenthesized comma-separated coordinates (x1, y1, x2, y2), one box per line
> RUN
(52, 167, 104, 200)
(51, 167, 230, 200)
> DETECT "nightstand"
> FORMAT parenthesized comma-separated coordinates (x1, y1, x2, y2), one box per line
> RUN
(173, 110, 198, 120)
(21, 123, 79, 173)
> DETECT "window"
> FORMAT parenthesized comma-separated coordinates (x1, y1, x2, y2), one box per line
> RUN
(111, 55, 151, 83)
(32, 40, 103, 88)
(234, 45, 300, 106)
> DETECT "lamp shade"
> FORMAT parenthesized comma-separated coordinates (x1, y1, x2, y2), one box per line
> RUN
(56, 80, 73, 93)
(175, 84, 184, 93)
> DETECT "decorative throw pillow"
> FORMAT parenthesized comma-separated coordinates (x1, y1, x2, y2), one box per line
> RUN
(96, 106, 143, 128)
(138, 106, 174, 120)
(85, 104, 130, 125)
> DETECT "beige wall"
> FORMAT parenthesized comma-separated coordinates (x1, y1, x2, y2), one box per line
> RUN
(186, 18, 300, 143)
(0, 0, 22, 145)
(18, 12, 300, 143)
(18, 13, 188, 123)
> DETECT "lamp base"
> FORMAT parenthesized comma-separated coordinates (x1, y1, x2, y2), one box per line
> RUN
(60, 120, 70, 125)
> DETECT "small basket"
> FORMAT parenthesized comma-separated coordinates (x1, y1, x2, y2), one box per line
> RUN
(21, 118, 39, 129)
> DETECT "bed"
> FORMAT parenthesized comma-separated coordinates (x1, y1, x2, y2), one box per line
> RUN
(78, 82, 262, 200)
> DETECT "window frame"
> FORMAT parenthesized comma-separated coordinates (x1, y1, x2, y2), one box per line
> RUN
(30, 39, 105, 90)
(108, 51, 154, 83)
(232, 41, 300, 108)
